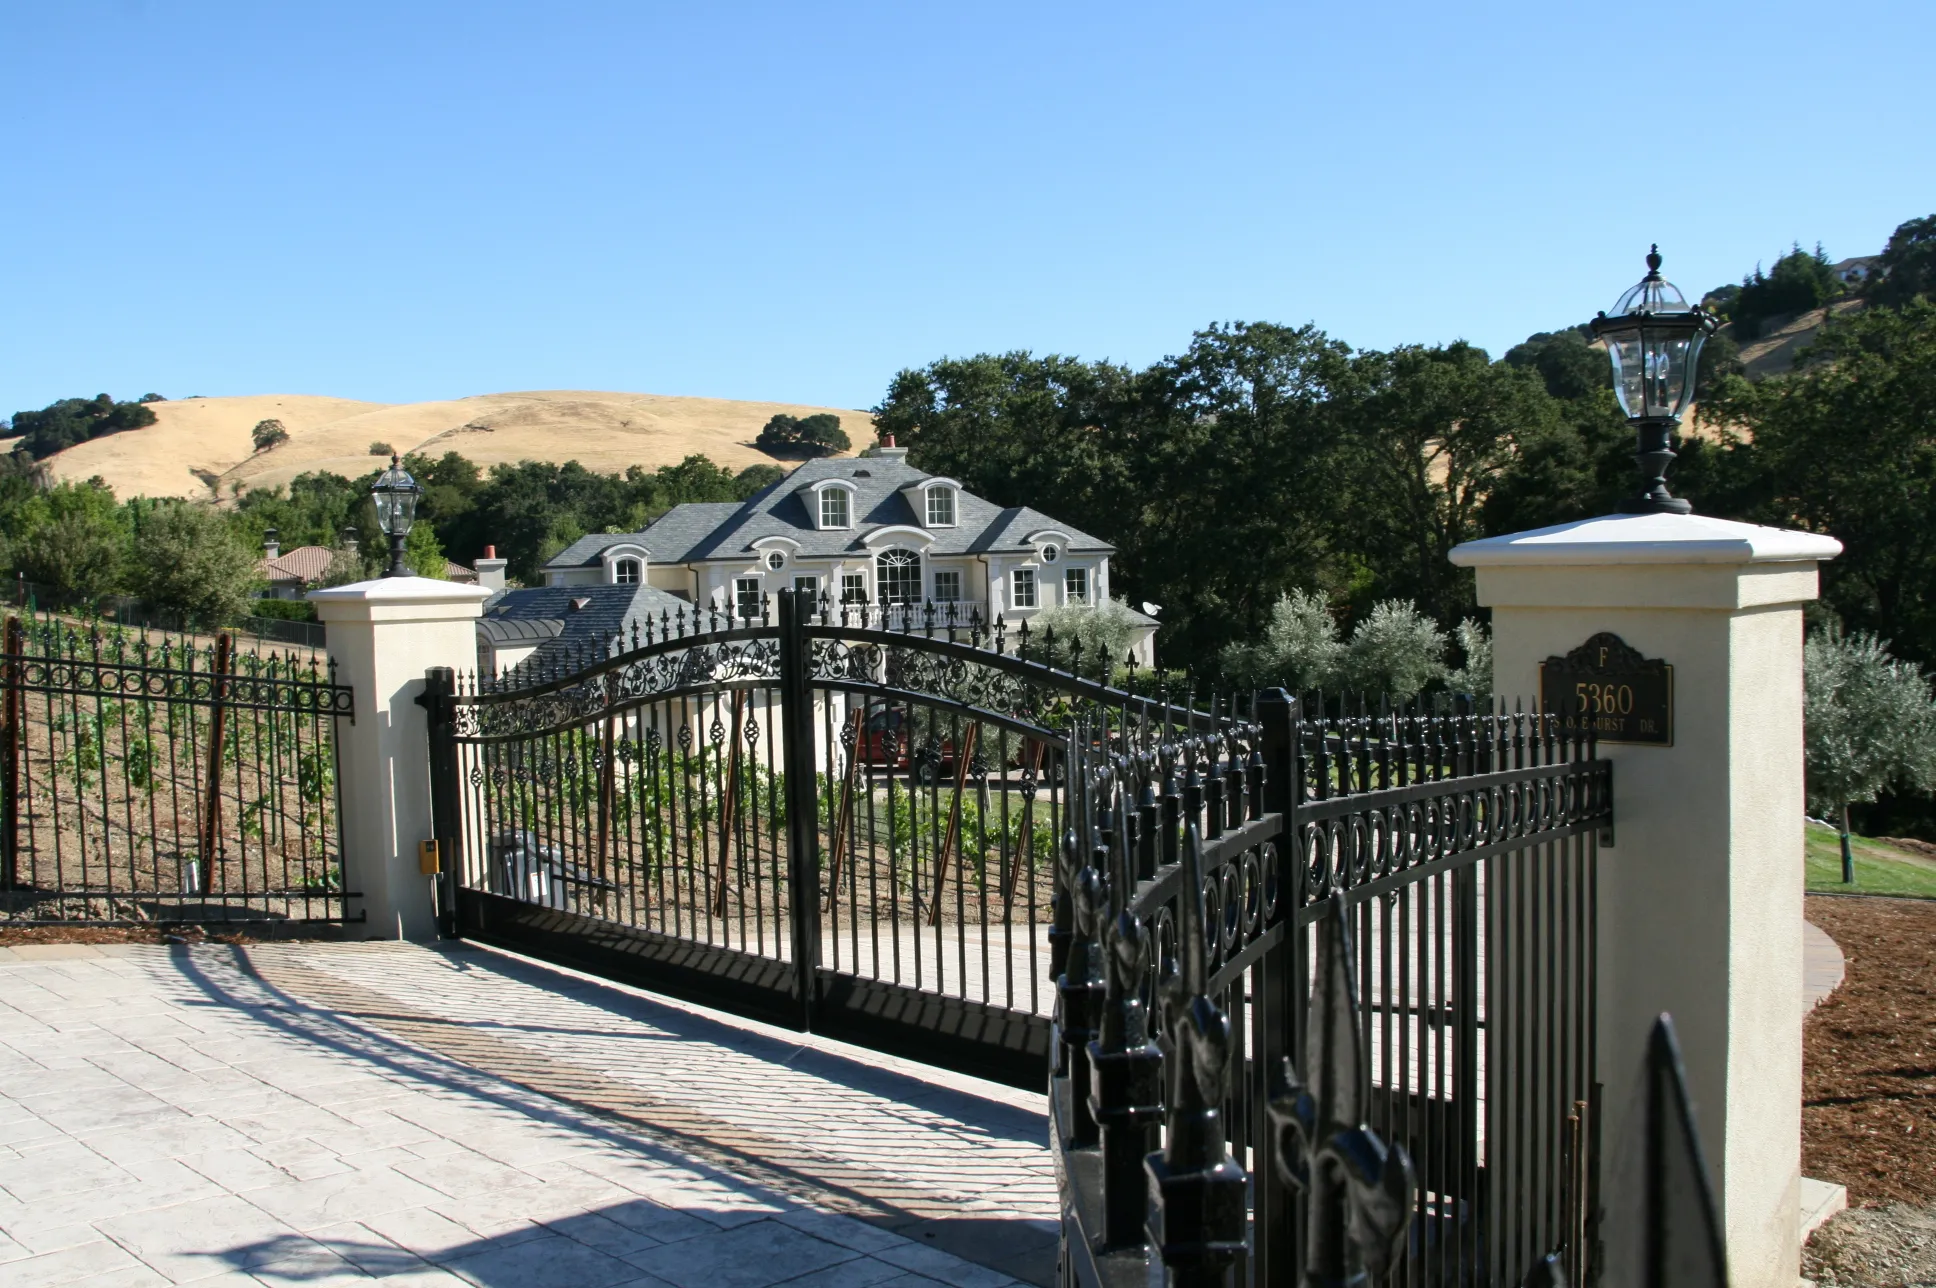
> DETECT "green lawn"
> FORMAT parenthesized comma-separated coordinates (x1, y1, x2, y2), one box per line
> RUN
(1805, 823, 1936, 898)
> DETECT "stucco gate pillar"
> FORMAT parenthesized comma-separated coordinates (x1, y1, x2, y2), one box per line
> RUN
(310, 577, 490, 941)
(1450, 512, 1839, 1288)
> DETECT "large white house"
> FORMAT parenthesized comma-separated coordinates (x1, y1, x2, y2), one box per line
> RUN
(476, 442, 1155, 674)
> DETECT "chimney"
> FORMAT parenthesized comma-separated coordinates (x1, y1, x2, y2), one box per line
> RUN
(341, 527, 360, 555)
(474, 543, 508, 593)
(262, 528, 280, 561)
(884, 433, 896, 448)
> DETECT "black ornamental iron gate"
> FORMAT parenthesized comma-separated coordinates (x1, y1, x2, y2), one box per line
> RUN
(425, 589, 1182, 1086)
(422, 589, 1624, 1284)
(1054, 700, 1614, 1287)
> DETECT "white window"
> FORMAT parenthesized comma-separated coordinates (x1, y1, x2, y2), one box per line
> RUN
(735, 577, 763, 619)
(820, 488, 850, 529)
(877, 548, 921, 606)
(793, 574, 820, 600)
(925, 487, 955, 527)
(1012, 567, 1037, 609)
(1064, 567, 1089, 605)
(932, 570, 961, 602)
(613, 558, 641, 585)
(840, 571, 867, 603)
(766, 551, 786, 571)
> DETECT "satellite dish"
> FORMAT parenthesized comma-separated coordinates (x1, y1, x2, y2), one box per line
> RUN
(1141, 602, 1162, 617)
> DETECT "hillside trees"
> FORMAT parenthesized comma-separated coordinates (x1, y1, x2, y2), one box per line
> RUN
(1871, 214, 1936, 307)
(252, 419, 290, 452)
(1700, 299, 1936, 666)
(5, 394, 158, 460)
(756, 413, 849, 456)
(1729, 244, 1842, 338)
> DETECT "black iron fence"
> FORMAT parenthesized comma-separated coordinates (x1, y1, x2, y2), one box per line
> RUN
(1055, 697, 1614, 1288)
(0, 614, 358, 924)
(10, 577, 330, 652)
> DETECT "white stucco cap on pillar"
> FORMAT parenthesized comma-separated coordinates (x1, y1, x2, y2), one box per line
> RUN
(1450, 512, 1842, 610)
(308, 575, 494, 620)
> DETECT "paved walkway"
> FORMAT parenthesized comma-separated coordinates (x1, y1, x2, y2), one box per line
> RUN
(0, 940, 1056, 1288)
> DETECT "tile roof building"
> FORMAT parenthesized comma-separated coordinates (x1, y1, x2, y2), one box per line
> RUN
(478, 443, 1154, 676)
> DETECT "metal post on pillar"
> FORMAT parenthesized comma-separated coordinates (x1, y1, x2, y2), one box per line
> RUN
(418, 666, 462, 938)
(776, 589, 823, 1032)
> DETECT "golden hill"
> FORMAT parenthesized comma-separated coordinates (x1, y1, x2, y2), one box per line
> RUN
(40, 390, 870, 499)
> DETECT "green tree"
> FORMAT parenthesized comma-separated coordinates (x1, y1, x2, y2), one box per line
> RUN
(756, 413, 849, 456)
(1804, 625, 1936, 880)
(1220, 589, 1344, 690)
(1445, 618, 1492, 696)
(404, 520, 448, 579)
(5, 394, 157, 459)
(252, 419, 290, 453)
(1731, 243, 1839, 339)
(1339, 599, 1447, 698)
(1870, 213, 1936, 308)
(131, 501, 262, 621)
(1342, 341, 1565, 622)
(1029, 600, 1146, 674)
(1699, 299, 1936, 666)
(5, 482, 129, 601)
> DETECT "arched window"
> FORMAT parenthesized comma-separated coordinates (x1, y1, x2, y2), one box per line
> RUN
(613, 558, 641, 585)
(877, 548, 921, 606)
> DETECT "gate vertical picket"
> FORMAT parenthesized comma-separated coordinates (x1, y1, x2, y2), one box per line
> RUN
(421, 666, 463, 938)
(195, 632, 234, 897)
(1, 616, 20, 891)
(777, 590, 823, 1030)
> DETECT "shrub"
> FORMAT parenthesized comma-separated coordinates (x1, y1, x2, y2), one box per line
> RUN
(1029, 600, 1146, 671)
(1220, 590, 1449, 700)
(247, 597, 318, 623)
(369, 441, 394, 456)
(252, 419, 290, 453)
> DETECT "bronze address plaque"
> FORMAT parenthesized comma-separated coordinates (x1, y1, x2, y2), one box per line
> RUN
(1539, 632, 1673, 746)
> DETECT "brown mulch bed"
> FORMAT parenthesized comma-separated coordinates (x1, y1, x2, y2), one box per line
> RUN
(1803, 895, 1936, 1205)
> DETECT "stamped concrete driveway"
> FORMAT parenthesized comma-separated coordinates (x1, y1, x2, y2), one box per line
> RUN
(0, 940, 1056, 1288)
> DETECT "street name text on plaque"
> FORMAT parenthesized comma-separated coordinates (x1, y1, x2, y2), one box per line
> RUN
(1539, 631, 1673, 746)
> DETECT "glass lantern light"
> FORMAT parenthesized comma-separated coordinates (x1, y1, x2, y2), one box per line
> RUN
(1589, 245, 1719, 515)
(370, 454, 422, 577)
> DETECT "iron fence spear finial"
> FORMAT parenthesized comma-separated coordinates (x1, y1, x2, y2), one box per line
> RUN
(1268, 900, 1416, 1288)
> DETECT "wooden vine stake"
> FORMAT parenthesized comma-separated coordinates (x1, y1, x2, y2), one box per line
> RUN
(929, 722, 979, 925)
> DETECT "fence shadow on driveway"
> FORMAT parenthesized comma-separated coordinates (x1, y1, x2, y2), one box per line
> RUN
(163, 940, 1055, 1285)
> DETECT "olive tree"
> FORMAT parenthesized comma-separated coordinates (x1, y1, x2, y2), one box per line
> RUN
(1220, 590, 1450, 700)
(1804, 625, 1936, 881)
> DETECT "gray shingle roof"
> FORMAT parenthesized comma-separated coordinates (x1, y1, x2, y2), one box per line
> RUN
(548, 503, 744, 570)
(480, 583, 694, 672)
(542, 453, 1111, 571)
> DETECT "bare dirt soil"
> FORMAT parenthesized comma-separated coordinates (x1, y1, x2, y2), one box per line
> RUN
(1801, 895, 1936, 1287)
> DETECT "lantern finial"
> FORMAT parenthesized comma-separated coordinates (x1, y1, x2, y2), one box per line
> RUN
(1646, 244, 1662, 276)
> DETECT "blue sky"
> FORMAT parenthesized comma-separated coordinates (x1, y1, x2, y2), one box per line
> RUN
(2, 1, 1931, 419)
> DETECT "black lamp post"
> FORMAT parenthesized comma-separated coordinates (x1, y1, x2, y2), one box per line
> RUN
(371, 454, 422, 577)
(1590, 245, 1718, 515)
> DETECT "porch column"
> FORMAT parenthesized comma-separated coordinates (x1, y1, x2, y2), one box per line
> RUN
(1450, 513, 1839, 1288)
(310, 577, 490, 941)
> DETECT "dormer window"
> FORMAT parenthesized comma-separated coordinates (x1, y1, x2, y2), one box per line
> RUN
(820, 488, 851, 529)
(766, 551, 787, 571)
(925, 487, 955, 528)
(614, 558, 641, 585)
